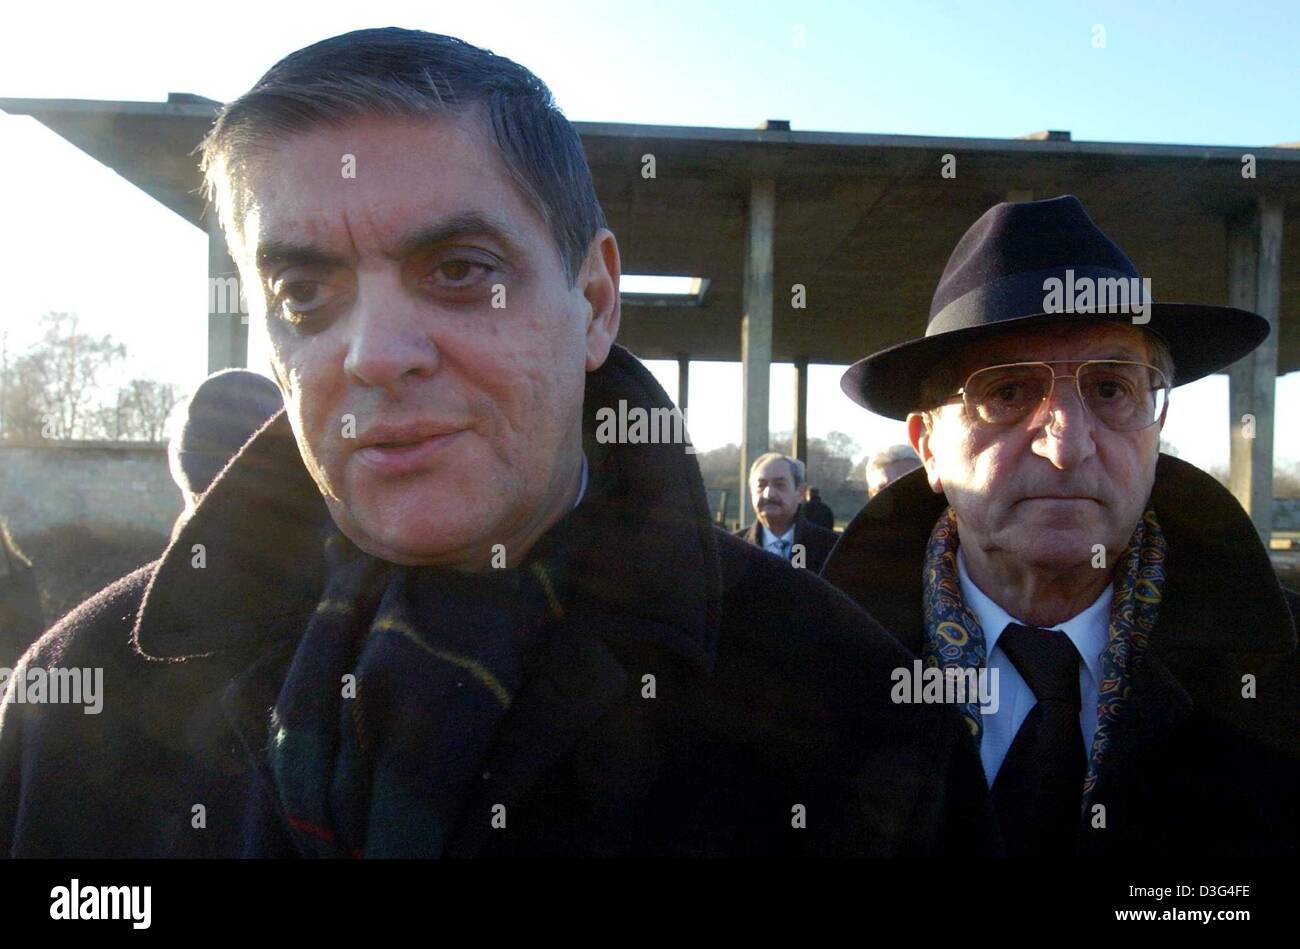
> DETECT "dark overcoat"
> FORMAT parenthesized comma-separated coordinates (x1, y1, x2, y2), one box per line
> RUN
(0, 347, 995, 858)
(821, 457, 1300, 857)
(734, 518, 840, 574)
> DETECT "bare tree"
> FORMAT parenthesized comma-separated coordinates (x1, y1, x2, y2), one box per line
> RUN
(0, 313, 126, 440)
(1, 348, 55, 440)
(116, 378, 182, 441)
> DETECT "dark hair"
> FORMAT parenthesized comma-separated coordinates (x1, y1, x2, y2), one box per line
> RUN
(199, 27, 606, 283)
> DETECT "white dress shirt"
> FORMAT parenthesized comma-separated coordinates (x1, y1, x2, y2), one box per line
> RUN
(955, 546, 1112, 787)
(759, 523, 795, 559)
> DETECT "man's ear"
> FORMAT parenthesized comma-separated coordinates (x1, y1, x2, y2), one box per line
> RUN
(907, 411, 945, 494)
(581, 229, 621, 372)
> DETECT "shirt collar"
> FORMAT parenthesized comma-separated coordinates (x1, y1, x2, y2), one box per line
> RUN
(956, 546, 1111, 686)
(760, 523, 795, 547)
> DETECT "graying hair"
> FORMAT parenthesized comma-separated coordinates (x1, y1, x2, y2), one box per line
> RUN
(198, 27, 606, 283)
(749, 451, 805, 486)
(869, 444, 919, 471)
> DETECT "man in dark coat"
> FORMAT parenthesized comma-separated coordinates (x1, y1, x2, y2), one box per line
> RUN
(0, 28, 993, 859)
(823, 195, 1299, 858)
(167, 368, 283, 538)
(736, 452, 839, 573)
(799, 488, 836, 531)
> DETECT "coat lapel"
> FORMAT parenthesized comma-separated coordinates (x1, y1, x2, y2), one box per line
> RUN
(439, 347, 721, 854)
(217, 639, 299, 834)
(443, 610, 629, 855)
(1088, 647, 1193, 789)
(132, 409, 329, 661)
(821, 468, 943, 655)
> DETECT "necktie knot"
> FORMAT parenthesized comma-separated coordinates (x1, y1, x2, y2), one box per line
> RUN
(998, 623, 1081, 707)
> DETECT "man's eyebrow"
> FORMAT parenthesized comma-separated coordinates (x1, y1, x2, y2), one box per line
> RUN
(382, 212, 522, 261)
(254, 212, 523, 273)
(255, 241, 347, 273)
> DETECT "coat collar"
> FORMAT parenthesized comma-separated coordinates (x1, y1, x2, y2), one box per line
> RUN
(133, 343, 722, 670)
(822, 452, 1296, 658)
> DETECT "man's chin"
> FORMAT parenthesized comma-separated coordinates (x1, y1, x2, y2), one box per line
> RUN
(344, 525, 484, 567)
(999, 525, 1104, 572)
(329, 499, 490, 567)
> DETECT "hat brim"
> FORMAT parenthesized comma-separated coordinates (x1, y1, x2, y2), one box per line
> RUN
(841, 303, 1270, 420)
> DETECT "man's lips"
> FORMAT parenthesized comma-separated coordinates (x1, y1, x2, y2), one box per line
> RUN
(352, 421, 468, 475)
(355, 421, 463, 449)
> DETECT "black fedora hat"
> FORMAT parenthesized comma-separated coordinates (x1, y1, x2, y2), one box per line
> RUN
(841, 195, 1269, 420)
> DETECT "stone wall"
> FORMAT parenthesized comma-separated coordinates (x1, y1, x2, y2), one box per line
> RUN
(0, 440, 182, 536)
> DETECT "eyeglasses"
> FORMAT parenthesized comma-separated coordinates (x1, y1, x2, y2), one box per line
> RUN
(947, 360, 1170, 432)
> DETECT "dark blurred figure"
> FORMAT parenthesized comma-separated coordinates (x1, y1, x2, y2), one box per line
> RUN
(0, 518, 44, 668)
(168, 369, 284, 535)
(799, 487, 835, 530)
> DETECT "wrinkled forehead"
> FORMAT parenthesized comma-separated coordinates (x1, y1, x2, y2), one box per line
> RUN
(224, 110, 539, 262)
(752, 459, 794, 484)
(952, 322, 1157, 377)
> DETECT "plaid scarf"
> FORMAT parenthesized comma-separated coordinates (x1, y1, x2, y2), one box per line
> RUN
(269, 530, 564, 858)
(921, 506, 1167, 806)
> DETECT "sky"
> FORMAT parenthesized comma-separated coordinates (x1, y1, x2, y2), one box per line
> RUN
(1, 0, 1297, 470)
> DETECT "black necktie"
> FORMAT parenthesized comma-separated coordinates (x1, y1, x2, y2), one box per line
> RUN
(990, 622, 1087, 858)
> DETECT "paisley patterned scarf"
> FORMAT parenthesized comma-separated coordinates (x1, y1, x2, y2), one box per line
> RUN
(921, 506, 1167, 805)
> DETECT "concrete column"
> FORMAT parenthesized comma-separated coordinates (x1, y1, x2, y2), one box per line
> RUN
(792, 356, 809, 464)
(677, 355, 690, 413)
(207, 215, 248, 373)
(1227, 197, 1283, 543)
(739, 177, 775, 528)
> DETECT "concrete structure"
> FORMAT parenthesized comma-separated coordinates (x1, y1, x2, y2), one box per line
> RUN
(0, 441, 180, 537)
(3, 96, 1297, 530)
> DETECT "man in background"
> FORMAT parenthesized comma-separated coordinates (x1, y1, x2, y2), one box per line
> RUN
(799, 487, 835, 530)
(866, 445, 921, 498)
(736, 452, 838, 572)
(168, 368, 284, 536)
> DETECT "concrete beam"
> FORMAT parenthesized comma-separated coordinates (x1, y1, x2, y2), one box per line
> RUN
(207, 215, 248, 373)
(739, 178, 775, 528)
(1227, 197, 1283, 542)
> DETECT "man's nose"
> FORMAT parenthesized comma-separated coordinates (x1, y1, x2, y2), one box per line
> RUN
(343, 275, 439, 392)
(1030, 377, 1098, 469)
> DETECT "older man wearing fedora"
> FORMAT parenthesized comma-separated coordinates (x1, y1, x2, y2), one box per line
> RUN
(823, 195, 1299, 858)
